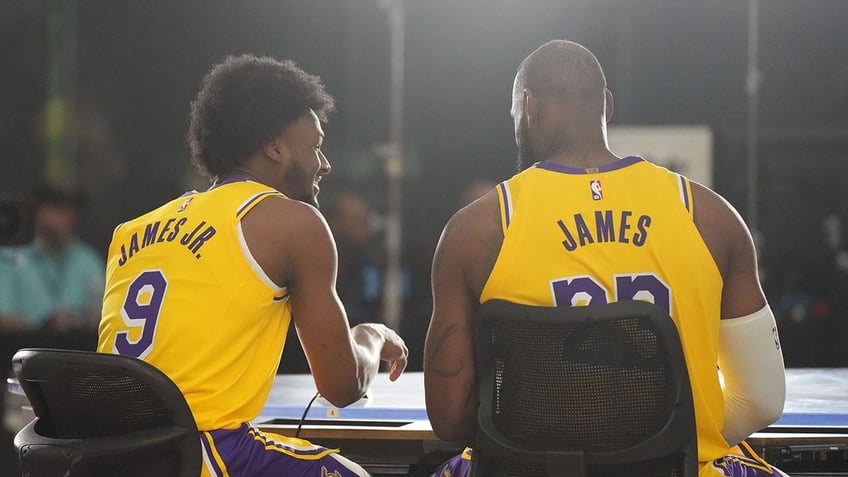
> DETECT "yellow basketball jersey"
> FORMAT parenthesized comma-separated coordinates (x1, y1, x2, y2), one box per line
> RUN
(97, 180, 292, 431)
(480, 157, 729, 472)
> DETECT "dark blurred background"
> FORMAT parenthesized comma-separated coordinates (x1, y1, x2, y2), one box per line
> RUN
(2, 0, 848, 473)
(2, 0, 848, 415)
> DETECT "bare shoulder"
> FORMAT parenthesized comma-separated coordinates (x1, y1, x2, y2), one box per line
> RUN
(689, 181, 756, 283)
(239, 195, 335, 287)
(436, 189, 503, 297)
(243, 194, 327, 230)
(447, 188, 501, 240)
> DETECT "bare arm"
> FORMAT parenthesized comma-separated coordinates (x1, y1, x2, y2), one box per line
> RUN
(425, 190, 502, 445)
(241, 196, 407, 407)
(691, 182, 766, 318)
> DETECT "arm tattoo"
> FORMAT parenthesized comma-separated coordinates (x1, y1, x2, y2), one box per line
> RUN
(426, 323, 464, 378)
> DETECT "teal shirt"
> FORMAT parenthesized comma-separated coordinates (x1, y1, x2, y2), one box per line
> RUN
(0, 240, 105, 328)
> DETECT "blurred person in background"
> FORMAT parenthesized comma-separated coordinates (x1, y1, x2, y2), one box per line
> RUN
(325, 189, 384, 326)
(0, 184, 104, 332)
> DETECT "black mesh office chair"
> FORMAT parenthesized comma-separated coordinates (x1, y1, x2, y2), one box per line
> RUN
(471, 300, 698, 477)
(11, 348, 200, 477)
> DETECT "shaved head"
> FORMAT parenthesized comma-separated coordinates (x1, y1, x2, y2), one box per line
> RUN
(512, 40, 612, 169)
(515, 39, 607, 112)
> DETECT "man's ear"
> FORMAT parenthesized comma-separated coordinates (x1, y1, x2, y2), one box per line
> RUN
(264, 134, 290, 164)
(524, 89, 539, 127)
(604, 88, 615, 124)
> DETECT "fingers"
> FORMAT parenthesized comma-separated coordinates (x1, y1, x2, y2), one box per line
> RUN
(384, 331, 408, 381)
(388, 360, 401, 381)
(368, 323, 409, 381)
(389, 355, 408, 381)
(388, 353, 409, 381)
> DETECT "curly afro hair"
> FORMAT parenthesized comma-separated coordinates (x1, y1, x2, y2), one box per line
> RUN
(187, 55, 335, 179)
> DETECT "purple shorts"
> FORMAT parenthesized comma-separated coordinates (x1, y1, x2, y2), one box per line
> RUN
(431, 448, 472, 477)
(710, 442, 790, 477)
(199, 423, 368, 477)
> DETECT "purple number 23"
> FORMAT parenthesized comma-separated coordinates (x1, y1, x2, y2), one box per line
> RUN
(115, 270, 168, 358)
(551, 273, 671, 315)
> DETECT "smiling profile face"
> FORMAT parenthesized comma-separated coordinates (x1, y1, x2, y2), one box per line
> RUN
(279, 110, 330, 208)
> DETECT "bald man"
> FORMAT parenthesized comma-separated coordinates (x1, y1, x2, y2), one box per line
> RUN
(424, 40, 787, 477)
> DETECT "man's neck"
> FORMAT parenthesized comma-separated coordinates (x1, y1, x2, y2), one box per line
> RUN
(543, 148, 620, 170)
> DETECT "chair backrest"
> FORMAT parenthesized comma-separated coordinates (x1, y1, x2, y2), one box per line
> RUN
(471, 300, 698, 477)
(12, 348, 200, 477)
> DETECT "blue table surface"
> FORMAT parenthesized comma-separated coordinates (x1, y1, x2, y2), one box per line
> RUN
(255, 369, 848, 428)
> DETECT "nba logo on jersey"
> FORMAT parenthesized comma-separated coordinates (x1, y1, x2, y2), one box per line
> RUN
(177, 196, 193, 213)
(590, 180, 603, 200)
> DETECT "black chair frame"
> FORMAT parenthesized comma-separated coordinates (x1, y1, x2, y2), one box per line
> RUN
(471, 300, 698, 477)
(12, 348, 200, 477)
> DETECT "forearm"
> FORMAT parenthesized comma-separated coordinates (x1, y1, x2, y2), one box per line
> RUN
(425, 373, 477, 445)
(347, 323, 386, 396)
(718, 305, 786, 446)
(315, 323, 394, 406)
(424, 318, 477, 445)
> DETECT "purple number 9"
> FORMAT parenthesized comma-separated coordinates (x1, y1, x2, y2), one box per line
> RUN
(115, 270, 168, 358)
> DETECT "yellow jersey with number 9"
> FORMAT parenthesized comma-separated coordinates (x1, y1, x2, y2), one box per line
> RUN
(97, 180, 291, 431)
(480, 157, 728, 474)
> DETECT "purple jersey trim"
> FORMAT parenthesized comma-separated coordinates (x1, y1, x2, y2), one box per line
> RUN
(212, 176, 254, 188)
(236, 191, 279, 217)
(679, 175, 691, 212)
(273, 292, 289, 302)
(498, 181, 511, 228)
(535, 155, 644, 174)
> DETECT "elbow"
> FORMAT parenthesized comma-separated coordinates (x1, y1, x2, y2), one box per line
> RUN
(736, 400, 784, 442)
(431, 418, 474, 445)
(755, 392, 785, 428)
(320, 391, 361, 408)
(429, 416, 454, 441)
(315, 381, 367, 408)
(723, 390, 785, 446)
(754, 373, 786, 428)
(312, 358, 372, 407)
(425, 378, 478, 445)
(427, 399, 476, 445)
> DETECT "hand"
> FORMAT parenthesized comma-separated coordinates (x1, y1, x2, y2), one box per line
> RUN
(378, 324, 409, 381)
(352, 323, 409, 381)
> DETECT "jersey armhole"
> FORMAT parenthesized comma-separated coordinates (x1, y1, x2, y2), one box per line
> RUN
(235, 190, 286, 220)
(234, 190, 288, 296)
(677, 175, 695, 220)
(496, 181, 513, 233)
(236, 222, 287, 295)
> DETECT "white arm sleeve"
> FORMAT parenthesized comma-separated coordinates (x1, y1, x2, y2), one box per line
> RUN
(717, 305, 786, 446)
